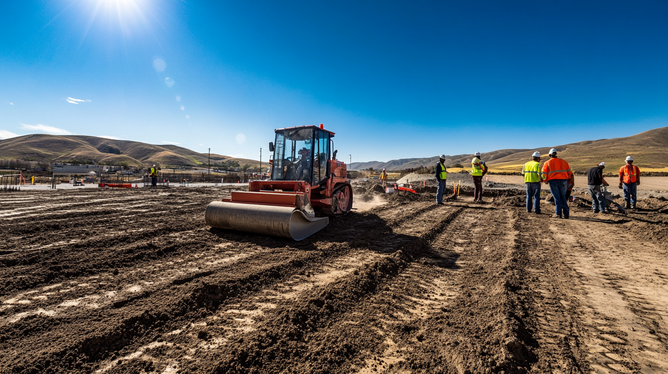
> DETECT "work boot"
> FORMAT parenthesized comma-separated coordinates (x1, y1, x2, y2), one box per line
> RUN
(631, 202, 636, 209)
(625, 201, 631, 209)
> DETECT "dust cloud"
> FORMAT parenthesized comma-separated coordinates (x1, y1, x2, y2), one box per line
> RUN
(353, 194, 387, 211)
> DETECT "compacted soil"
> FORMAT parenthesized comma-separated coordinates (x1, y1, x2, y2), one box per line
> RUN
(1, 185, 667, 373)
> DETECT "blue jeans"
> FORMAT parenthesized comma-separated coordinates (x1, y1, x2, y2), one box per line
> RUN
(436, 179, 446, 203)
(525, 182, 541, 213)
(623, 182, 637, 204)
(548, 179, 569, 217)
(588, 185, 607, 212)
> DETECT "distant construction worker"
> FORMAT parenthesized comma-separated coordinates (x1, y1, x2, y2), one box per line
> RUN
(380, 168, 388, 187)
(470, 152, 487, 203)
(542, 148, 573, 219)
(619, 156, 641, 209)
(521, 151, 543, 214)
(587, 162, 610, 213)
(435, 154, 447, 205)
(150, 164, 158, 187)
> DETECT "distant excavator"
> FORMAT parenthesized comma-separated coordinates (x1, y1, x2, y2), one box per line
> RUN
(205, 124, 352, 240)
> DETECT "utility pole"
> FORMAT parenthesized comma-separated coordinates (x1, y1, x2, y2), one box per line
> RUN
(349, 154, 352, 170)
(259, 148, 262, 180)
(208, 148, 210, 181)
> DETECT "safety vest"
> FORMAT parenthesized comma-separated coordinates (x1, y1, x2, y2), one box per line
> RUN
(150, 167, 157, 176)
(380, 172, 387, 180)
(542, 157, 572, 181)
(522, 160, 542, 183)
(471, 158, 483, 176)
(619, 164, 639, 183)
(438, 162, 447, 180)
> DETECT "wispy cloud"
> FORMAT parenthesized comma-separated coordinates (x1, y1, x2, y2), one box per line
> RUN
(66, 97, 91, 105)
(100, 135, 121, 140)
(0, 130, 20, 139)
(20, 123, 71, 135)
(9, 102, 14, 106)
(161, 140, 180, 145)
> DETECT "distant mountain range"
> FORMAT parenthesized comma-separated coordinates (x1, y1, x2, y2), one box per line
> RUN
(2, 127, 667, 173)
(350, 127, 668, 173)
(0, 134, 257, 168)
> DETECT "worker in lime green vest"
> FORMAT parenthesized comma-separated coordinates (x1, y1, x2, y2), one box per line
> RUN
(522, 151, 543, 213)
(435, 154, 447, 205)
(470, 151, 488, 203)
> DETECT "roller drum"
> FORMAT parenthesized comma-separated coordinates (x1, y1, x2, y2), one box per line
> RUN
(205, 201, 329, 241)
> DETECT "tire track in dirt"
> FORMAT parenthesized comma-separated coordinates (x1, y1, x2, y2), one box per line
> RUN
(551, 217, 668, 373)
(181, 206, 464, 373)
(1, 250, 321, 373)
(388, 205, 554, 373)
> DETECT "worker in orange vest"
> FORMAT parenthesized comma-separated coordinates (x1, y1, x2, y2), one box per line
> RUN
(542, 148, 573, 219)
(619, 155, 640, 209)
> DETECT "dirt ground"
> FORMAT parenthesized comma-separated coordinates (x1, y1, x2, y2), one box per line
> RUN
(1, 183, 667, 373)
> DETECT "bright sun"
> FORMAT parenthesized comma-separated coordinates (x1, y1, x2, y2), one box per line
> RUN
(82, 0, 151, 37)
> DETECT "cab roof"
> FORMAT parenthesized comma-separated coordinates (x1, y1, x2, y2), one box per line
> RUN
(275, 125, 335, 137)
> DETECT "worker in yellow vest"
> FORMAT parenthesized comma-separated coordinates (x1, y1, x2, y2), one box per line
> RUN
(470, 152, 488, 203)
(380, 168, 388, 187)
(521, 151, 543, 213)
(150, 165, 158, 187)
(435, 154, 447, 205)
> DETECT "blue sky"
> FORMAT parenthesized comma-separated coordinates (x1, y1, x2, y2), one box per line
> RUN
(1, 0, 667, 163)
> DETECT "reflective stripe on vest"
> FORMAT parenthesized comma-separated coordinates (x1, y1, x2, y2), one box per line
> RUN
(542, 158, 571, 180)
(471, 158, 483, 176)
(439, 162, 447, 180)
(621, 165, 639, 183)
(522, 161, 541, 183)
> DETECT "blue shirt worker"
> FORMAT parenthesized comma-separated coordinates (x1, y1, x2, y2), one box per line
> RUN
(435, 154, 448, 205)
(521, 151, 543, 214)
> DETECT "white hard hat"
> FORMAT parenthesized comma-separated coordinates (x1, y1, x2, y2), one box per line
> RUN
(599, 162, 605, 167)
(474, 151, 481, 157)
(625, 155, 634, 162)
(549, 148, 557, 155)
(439, 154, 446, 159)
(532, 151, 540, 158)
(153, 164, 156, 167)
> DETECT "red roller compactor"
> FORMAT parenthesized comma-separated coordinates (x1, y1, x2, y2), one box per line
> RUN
(205, 125, 353, 240)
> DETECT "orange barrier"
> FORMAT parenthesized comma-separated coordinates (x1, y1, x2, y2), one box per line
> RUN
(99, 183, 133, 188)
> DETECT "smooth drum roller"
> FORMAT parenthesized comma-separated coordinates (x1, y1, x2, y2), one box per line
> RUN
(205, 201, 329, 241)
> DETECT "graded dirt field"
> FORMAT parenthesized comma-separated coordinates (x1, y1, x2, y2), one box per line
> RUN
(1, 184, 667, 373)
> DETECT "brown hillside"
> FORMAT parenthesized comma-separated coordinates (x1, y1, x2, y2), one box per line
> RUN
(352, 127, 668, 173)
(0, 134, 258, 168)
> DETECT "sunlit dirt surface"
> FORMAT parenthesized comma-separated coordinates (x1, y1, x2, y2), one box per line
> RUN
(1, 185, 667, 373)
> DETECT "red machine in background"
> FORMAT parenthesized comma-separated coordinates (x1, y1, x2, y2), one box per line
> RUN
(205, 124, 352, 240)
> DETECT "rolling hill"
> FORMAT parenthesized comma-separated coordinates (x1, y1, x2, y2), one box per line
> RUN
(0, 134, 258, 168)
(351, 127, 668, 173)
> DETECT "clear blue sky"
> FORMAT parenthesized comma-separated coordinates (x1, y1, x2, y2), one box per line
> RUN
(1, 0, 667, 163)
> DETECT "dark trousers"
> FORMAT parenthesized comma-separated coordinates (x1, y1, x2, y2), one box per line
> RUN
(623, 182, 637, 204)
(151, 176, 157, 186)
(436, 179, 446, 203)
(473, 176, 483, 200)
(548, 179, 569, 217)
(588, 185, 606, 212)
(525, 182, 541, 213)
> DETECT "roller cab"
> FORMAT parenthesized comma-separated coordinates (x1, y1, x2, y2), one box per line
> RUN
(205, 125, 352, 241)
